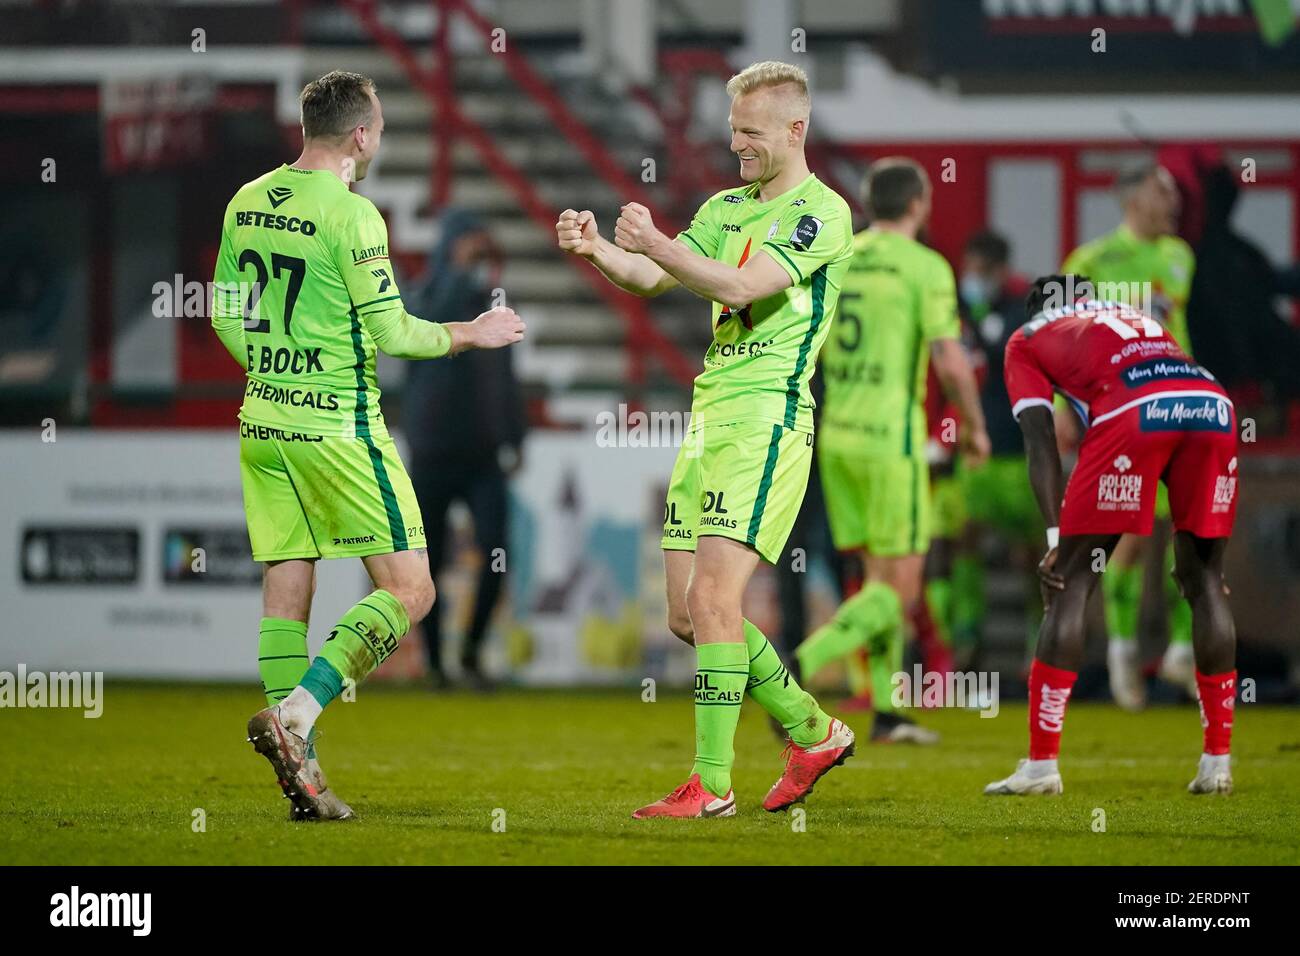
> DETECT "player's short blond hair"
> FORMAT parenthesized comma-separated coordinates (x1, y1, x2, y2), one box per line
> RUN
(725, 61, 810, 118)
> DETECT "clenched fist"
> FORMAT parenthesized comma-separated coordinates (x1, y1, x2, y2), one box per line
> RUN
(470, 306, 526, 349)
(556, 208, 598, 257)
(613, 202, 662, 255)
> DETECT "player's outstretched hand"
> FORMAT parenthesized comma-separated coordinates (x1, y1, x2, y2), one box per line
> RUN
(470, 306, 525, 349)
(556, 209, 598, 257)
(961, 425, 993, 469)
(1037, 546, 1065, 609)
(614, 202, 661, 255)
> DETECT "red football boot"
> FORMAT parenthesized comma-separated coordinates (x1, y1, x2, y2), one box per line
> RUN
(632, 773, 736, 819)
(762, 718, 856, 812)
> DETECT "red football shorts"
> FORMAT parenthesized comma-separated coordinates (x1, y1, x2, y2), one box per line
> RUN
(1060, 389, 1238, 539)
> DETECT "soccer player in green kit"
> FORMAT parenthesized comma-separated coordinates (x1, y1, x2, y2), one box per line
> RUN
(1062, 162, 1197, 709)
(794, 158, 989, 743)
(211, 71, 525, 820)
(556, 61, 856, 817)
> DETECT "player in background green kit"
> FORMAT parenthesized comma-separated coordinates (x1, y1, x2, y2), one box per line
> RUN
(557, 61, 856, 817)
(1062, 162, 1197, 709)
(795, 158, 989, 743)
(211, 72, 525, 820)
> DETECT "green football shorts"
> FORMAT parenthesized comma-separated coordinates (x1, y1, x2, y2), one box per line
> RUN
(239, 420, 426, 562)
(661, 419, 813, 564)
(820, 452, 929, 556)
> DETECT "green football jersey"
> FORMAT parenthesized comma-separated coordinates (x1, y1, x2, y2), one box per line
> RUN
(1062, 224, 1195, 354)
(818, 229, 960, 459)
(675, 173, 854, 433)
(211, 165, 405, 437)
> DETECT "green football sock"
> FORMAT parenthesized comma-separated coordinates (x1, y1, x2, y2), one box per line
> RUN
(926, 577, 954, 648)
(951, 554, 985, 646)
(691, 642, 748, 799)
(743, 619, 831, 747)
(866, 592, 905, 715)
(316, 589, 411, 688)
(1103, 563, 1142, 640)
(796, 581, 902, 683)
(1164, 543, 1193, 646)
(258, 617, 309, 706)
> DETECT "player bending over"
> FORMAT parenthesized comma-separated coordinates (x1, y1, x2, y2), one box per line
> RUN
(557, 61, 856, 817)
(985, 276, 1237, 797)
(211, 71, 524, 820)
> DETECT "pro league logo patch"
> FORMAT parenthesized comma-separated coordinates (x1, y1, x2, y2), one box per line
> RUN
(1138, 396, 1232, 432)
(789, 215, 823, 251)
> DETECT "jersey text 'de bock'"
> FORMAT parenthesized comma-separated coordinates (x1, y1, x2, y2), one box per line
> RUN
(211, 164, 449, 437)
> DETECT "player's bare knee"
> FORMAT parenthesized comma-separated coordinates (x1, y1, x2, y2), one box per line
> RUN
(1172, 562, 1209, 603)
(394, 577, 435, 626)
(667, 608, 695, 645)
(684, 576, 723, 627)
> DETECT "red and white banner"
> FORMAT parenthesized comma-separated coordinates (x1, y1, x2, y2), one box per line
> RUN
(101, 74, 214, 174)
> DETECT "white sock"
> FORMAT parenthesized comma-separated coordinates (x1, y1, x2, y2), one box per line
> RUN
(277, 686, 322, 740)
(1023, 758, 1059, 778)
(1199, 752, 1231, 772)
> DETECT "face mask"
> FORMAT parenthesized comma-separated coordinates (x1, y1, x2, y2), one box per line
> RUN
(960, 273, 991, 307)
(470, 260, 493, 290)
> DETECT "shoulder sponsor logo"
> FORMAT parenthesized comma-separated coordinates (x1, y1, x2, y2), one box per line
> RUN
(351, 244, 388, 264)
(267, 186, 293, 209)
(789, 214, 823, 251)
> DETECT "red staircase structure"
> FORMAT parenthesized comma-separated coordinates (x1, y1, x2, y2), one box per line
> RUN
(341, 0, 697, 392)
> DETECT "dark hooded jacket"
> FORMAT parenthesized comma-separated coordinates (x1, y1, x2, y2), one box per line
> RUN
(1187, 166, 1300, 398)
(402, 209, 527, 462)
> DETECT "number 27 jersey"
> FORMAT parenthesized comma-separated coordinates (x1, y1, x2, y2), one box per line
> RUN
(211, 164, 404, 437)
(1003, 299, 1224, 430)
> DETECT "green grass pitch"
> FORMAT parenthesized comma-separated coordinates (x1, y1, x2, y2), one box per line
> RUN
(2, 684, 1297, 865)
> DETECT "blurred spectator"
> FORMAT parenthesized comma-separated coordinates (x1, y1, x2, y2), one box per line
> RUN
(404, 209, 527, 690)
(1184, 162, 1300, 398)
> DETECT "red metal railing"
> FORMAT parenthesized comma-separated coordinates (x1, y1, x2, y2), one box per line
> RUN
(341, 0, 696, 390)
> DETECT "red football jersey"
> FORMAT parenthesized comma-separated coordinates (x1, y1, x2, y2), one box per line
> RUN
(1003, 299, 1220, 427)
